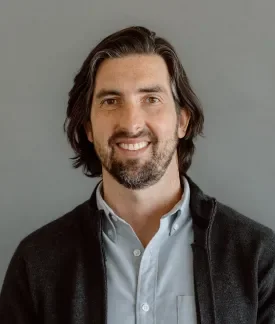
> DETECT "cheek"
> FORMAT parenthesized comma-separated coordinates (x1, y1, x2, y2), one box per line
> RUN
(92, 117, 113, 145)
(152, 113, 178, 139)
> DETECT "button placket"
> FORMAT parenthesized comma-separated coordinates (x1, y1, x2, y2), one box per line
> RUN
(136, 241, 158, 324)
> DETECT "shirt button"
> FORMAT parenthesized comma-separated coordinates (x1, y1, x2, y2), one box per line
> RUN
(141, 303, 150, 312)
(111, 214, 118, 222)
(108, 229, 113, 237)
(172, 223, 179, 231)
(133, 249, 141, 257)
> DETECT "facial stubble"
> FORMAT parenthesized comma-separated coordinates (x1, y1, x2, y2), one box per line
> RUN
(92, 122, 179, 190)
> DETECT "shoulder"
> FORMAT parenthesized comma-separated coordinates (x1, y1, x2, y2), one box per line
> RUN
(2, 200, 96, 302)
(216, 201, 274, 236)
(15, 200, 90, 261)
(214, 200, 275, 254)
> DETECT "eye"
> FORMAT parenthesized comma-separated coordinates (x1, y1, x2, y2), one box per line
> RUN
(101, 98, 118, 106)
(146, 96, 160, 104)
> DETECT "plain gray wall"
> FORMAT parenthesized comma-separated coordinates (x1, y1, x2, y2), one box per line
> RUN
(1, 0, 274, 287)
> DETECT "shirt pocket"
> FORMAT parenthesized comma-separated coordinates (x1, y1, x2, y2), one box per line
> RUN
(177, 295, 197, 324)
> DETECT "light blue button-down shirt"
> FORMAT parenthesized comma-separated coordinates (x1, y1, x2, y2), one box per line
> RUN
(96, 176, 197, 324)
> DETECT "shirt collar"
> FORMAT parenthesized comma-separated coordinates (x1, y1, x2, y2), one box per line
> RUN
(96, 176, 191, 243)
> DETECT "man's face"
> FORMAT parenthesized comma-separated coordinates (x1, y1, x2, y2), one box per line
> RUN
(86, 54, 189, 189)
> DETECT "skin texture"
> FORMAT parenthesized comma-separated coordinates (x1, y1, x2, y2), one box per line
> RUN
(85, 54, 190, 247)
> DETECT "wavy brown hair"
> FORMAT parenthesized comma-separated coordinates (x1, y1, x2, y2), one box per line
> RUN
(63, 26, 204, 177)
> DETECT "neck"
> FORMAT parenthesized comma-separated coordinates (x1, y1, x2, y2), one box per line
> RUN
(101, 155, 183, 235)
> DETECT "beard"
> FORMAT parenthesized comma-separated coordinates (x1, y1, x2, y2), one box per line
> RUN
(93, 125, 179, 190)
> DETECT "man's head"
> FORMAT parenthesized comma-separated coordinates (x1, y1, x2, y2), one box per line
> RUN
(64, 26, 204, 188)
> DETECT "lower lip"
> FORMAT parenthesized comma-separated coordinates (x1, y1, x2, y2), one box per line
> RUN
(116, 143, 151, 156)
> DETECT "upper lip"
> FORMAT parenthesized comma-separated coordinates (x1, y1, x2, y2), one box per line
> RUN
(115, 139, 150, 144)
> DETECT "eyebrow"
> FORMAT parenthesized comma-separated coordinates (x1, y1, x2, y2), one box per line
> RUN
(95, 85, 168, 100)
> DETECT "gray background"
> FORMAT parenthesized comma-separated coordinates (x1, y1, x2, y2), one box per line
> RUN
(0, 0, 274, 287)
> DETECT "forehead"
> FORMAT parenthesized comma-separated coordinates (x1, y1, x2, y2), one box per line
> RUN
(94, 54, 171, 93)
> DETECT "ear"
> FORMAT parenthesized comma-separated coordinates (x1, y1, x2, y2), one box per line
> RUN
(177, 108, 191, 139)
(84, 121, 93, 143)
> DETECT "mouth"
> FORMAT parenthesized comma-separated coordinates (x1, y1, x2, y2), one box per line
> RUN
(115, 142, 151, 156)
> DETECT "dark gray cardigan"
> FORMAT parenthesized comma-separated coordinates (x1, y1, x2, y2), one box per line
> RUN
(1, 176, 275, 323)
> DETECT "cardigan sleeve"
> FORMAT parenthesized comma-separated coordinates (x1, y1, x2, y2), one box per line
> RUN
(257, 228, 275, 323)
(0, 242, 37, 323)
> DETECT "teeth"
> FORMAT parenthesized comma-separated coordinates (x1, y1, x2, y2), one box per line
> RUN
(118, 142, 149, 151)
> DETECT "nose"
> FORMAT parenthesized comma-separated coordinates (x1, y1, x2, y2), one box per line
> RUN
(118, 103, 145, 134)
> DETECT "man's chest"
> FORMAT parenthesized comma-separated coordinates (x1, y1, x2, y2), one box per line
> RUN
(102, 217, 196, 324)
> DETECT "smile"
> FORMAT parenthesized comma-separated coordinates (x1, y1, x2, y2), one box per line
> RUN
(117, 142, 150, 151)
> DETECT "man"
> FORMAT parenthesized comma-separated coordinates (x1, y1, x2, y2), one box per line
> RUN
(0, 26, 274, 324)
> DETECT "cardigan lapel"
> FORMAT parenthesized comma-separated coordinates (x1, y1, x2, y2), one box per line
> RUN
(186, 175, 217, 324)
